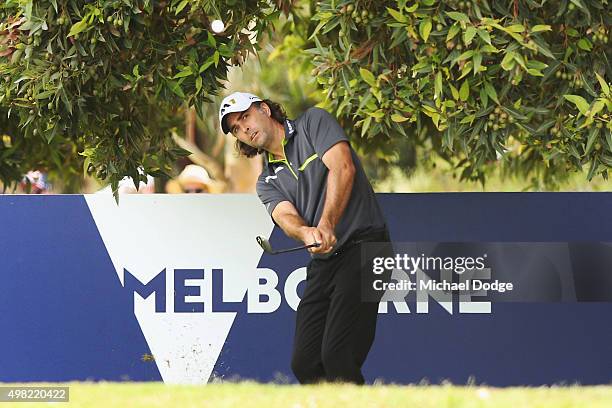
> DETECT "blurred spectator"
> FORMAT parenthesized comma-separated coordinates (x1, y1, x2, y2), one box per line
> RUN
(20, 171, 51, 194)
(166, 164, 219, 193)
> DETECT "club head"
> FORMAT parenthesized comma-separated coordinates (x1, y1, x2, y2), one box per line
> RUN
(256, 236, 273, 253)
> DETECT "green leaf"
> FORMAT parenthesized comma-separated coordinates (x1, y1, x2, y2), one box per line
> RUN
(68, 20, 88, 37)
(481, 43, 500, 53)
(391, 113, 409, 123)
(213, 50, 220, 67)
(445, 11, 469, 23)
(531, 25, 552, 33)
(35, 90, 55, 99)
(359, 68, 377, 87)
(586, 157, 599, 181)
(484, 82, 499, 104)
(480, 87, 488, 108)
(173, 67, 192, 79)
(533, 38, 556, 59)
(458, 61, 473, 80)
(463, 26, 476, 45)
(526, 60, 548, 70)
(168, 80, 185, 98)
(442, 129, 455, 151)
(585, 127, 599, 156)
(460, 114, 475, 124)
(207, 31, 217, 48)
(577, 39, 592, 51)
(435, 71, 443, 98)
(175, 0, 190, 15)
(386, 8, 407, 23)
(459, 79, 469, 101)
(512, 53, 527, 69)
(405, 3, 418, 13)
(419, 19, 432, 42)
(505, 24, 525, 33)
(361, 116, 372, 137)
(595, 72, 610, 96)
(456, 50, 474, 62)
(309, 19, 328, 40)
(591, 100, 605, 117)
(563, 95, 590, 115)
(447, 24, 460, 42)
(430, 112, 441, 129)
(369, 110, 385, 119)
(526, 68, 544, 77)
(473, 52, 482, 75)
(199, 59, 215, 73)
(218, 44, 233, 57)
(501, 51, 516, 71)
(566, 28, 580, 37)
(411, 61, 430, 74)
(600, 155, 612, 167)
(449, 84, 460, 100)
(422, 107, 441, 129)
(477, 29, 491, 45)
(59, 88, 72, 114)
(606, 130, 612, 152)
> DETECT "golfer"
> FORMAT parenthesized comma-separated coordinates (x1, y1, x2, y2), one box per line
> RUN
(219, 92, 391, 384)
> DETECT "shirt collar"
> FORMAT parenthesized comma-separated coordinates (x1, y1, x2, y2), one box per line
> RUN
(266, 119, 296, 164)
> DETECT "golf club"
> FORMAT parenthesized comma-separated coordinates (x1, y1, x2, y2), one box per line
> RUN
(256, 236, 320, 255)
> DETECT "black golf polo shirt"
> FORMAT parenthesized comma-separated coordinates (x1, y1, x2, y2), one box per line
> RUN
(256, 107, 386, 259)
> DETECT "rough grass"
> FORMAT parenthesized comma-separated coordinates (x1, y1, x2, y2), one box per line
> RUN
(2, 382, 611, 407)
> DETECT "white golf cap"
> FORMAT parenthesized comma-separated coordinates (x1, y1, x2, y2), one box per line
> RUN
(218, 92, 262, 134)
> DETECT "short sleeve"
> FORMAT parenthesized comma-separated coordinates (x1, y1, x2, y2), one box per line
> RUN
(304, 107, 350, 158)
(256, 175, 287, 218)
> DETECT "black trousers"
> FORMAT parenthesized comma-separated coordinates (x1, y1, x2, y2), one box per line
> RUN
(291, 229, 392, 384)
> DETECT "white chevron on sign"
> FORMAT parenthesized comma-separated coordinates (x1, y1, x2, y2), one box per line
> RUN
(84, 194, 274, 384)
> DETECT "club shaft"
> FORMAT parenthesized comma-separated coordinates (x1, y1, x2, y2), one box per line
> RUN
(271, 243, 319, 254)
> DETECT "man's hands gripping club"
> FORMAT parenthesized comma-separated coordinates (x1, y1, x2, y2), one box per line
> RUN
(298, 222, 337, 254)
(272, 201, 337, 254)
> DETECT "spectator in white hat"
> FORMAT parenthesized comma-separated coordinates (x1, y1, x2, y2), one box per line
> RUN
(177, 164, 214, 193)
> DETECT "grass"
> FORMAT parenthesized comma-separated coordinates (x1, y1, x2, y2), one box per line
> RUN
(2, 382, 611, 407)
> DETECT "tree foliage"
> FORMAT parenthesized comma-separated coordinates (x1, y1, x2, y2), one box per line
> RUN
(1, 0, 610, 193)
(304, 0, 611, 186)
(0, 0, 281, 195)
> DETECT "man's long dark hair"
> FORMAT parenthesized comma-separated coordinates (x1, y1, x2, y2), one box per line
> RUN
(234, 99, 287, 158)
